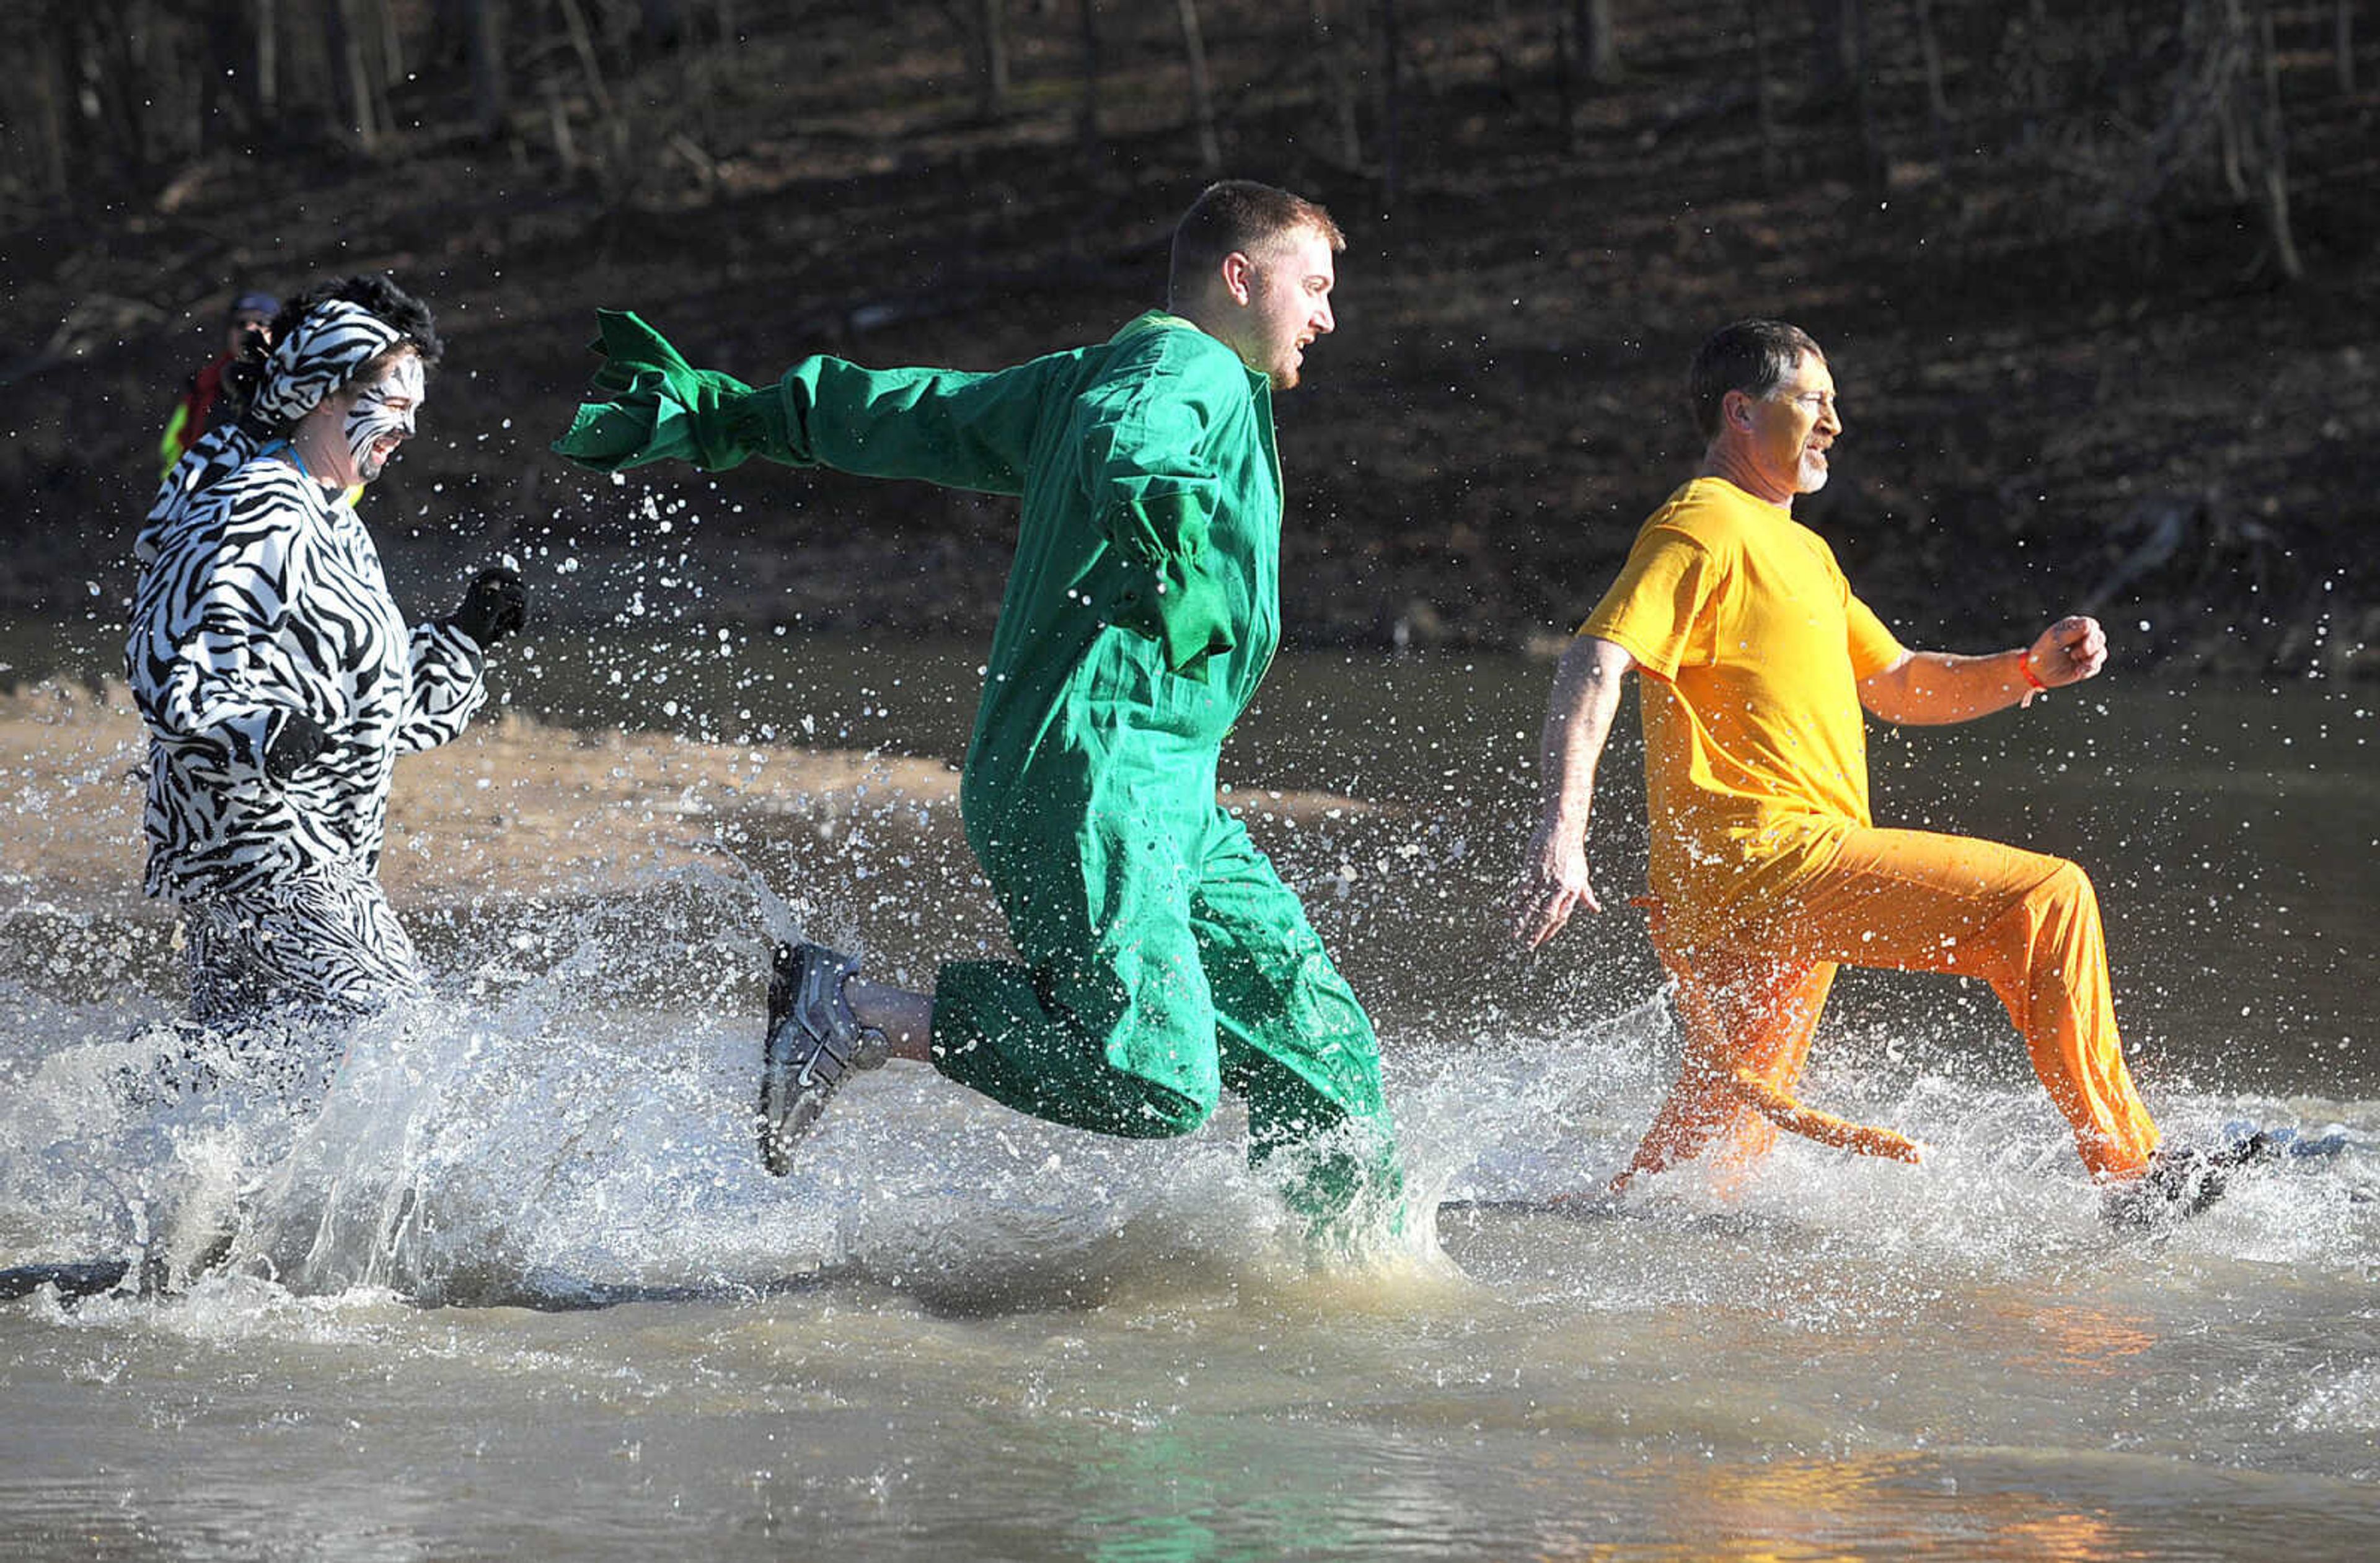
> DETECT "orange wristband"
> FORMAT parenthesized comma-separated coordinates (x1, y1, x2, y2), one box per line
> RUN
(2018, 650, 2049, 692)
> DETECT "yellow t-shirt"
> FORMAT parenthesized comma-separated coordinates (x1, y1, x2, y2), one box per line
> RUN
(1581, 476, 1906, 943)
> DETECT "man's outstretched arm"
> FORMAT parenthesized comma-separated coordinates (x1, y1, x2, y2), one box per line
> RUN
(552, 309, 1059, 495)
(1512, 634, 1637, 949)
(1859, 614, 2108, 726)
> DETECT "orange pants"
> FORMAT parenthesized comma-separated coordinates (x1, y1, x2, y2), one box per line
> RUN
(1618, 827, 2162, 1188)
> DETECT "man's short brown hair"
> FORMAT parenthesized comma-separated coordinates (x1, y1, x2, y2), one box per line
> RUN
(1688, 319, 1825, 440)
(1169, 180, 1346, 304)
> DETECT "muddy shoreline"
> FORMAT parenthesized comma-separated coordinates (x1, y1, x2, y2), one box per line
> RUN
(0, 680, 1373, 921)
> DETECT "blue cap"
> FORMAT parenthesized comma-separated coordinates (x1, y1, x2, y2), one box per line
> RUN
(228, 291, 280, 320)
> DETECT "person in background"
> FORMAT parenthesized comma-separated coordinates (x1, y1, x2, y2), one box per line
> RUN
(159, 289, 280, 477)
(127, 275, 526, 1101)
(553, 180, 1400, 1236)
(1510, 317, 2262, 1226)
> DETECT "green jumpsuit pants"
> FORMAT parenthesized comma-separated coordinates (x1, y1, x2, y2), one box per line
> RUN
(555, 310, 1398, 1220)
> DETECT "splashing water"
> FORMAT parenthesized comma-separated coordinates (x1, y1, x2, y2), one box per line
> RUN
(4, 856, 1440, 1311)
(6, 844, 2372, 1315)
(4, 633, 2377, 1557)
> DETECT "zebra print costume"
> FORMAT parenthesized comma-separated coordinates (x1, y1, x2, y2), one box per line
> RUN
(127, 300, 488, 1034)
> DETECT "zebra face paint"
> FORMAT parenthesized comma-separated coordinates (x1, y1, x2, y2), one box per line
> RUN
(342, 353, 425, 485)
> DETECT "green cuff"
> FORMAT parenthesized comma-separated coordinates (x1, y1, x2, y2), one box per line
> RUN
(1104, 557, 1235, 676)
(1106, 487, 1235, 674)
(550, 310, 764, 473)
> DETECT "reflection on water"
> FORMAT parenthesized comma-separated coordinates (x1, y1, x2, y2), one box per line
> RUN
(1999, 1293, 2162, 1380)
(2, 618, 2376, 1559)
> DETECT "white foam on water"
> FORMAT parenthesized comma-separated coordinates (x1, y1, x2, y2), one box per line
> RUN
(2, 847, 2374, 1355)
(4, 861, 1453, 1326)
(2290, 1361, 2380, 1433)
(1404, 991, 2380, 1321)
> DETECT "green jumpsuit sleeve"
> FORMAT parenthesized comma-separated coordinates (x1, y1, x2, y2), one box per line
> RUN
(1073, 328, 1243, 673)
(552, 310, 1055, 495)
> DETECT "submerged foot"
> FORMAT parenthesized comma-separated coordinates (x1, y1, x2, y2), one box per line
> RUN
(136, 1226, 238, 1298)
(2100, 1130, 2280, 1228)
(757, 941, 888, 1176)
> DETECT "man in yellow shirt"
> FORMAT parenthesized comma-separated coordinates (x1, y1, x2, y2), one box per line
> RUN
(1512, 319, 2239, 1224)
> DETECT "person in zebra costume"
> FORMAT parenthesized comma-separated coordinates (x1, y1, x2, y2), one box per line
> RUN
(126, 275, 527, 1101)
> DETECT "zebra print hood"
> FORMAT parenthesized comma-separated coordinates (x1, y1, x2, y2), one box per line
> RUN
(249, 301, 405, 428)
(138, 300, 406, 567)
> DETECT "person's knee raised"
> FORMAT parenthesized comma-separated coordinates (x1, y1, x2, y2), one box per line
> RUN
(2036, 858, 2102, 925)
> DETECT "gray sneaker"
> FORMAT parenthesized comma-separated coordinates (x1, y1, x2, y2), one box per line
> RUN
(758, 942, 888, 1175)
(2100, 1132, 2276, 1228)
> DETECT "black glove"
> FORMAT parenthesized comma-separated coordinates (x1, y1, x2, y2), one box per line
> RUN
(263, 711, 330, 783)
(447, 565, 527, 648)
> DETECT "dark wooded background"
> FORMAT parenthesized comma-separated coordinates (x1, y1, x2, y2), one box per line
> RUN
(4, 1, 2373, 672)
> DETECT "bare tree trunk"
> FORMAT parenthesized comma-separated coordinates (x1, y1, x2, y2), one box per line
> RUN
(1749, 0, 1777, 187)
(555, 0, 615, 117)
(2216, 102, 2245, 196)
(1176, 0, 1222, 174)
(1378, 0, 1402, 209)
(1913, 0, 1952, 172)
(1848, 0, 1883, 190)
(2203, 0, 2249, 198)
(1485, 0, 1514, 97)
(201, 0, 248, 150)
(1807, 0, 1855, 102)
(374, 0, 403, 90)
(324, 0, 382, 146)
(2250, 0, 2304, 280)
(1578, 0, 1617, 85)
(977, 0, 1010, 118)
(26, 31, 72, 199)
(1555, 0, 1616, 151)
(542, 75, 578, 170)
(468, 0, 508, 140)
(82, 0, 156, 174)
(256, 0, 280, 120)
(1553, 0, 1577, 148)
(1076, 0, 1101, 157)
(112, 0, 161, 167)
(1313, 0, 1362, 169)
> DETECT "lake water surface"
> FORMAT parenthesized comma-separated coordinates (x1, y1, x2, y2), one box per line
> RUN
(2, 621, 2374, 1560)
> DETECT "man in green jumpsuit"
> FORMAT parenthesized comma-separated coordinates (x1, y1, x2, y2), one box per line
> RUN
(554, 181, 1399, 1228)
